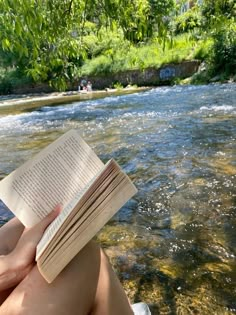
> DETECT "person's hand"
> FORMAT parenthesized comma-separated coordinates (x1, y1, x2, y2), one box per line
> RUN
(6, 205, 61, 286)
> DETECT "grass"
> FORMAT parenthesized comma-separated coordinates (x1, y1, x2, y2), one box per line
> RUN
(0, 30, 216, 94)
(80, 34, 207, 76)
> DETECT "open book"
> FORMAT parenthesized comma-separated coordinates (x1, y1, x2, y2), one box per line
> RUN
(0, 129, 137, 283)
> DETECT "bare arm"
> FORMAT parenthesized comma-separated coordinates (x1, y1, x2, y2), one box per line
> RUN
(0, 218, 25, 255)
(0, 206, 60, 292)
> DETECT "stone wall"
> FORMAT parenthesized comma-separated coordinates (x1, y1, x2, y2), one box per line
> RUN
(79, 60, 200, 90)
(11, 60, 200, 94)
(12, 82, 55, 95)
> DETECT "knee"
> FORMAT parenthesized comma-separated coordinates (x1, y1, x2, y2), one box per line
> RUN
(69, 240, 102, 275)
(80, 240, 102, 261)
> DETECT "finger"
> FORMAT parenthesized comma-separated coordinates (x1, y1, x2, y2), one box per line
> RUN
(16, 205, 62, 253)
(7, 205, 63, 274)
(36, 204, 62, 234)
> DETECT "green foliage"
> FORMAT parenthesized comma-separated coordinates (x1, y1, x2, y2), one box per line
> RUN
(83, 26, 129, 59)
(193, 38, 213, 61)
(113, 82, 123, 89)
(209, 22, 236, 75)
(201, 0, 236, 29)
(80, 34, 201, 76)
(190, 69, 212, 85)
(0, 0, 235, 91)
(81, 55, 113, 76)
(197, 0, 236, 77)
(174, 6, 202, 35)
(0, 0, 175, 90)
(0, 0, 86, 90)
(94, 0, 175, 43)
(0, 77, 12, 95)
(0, 68, 33, 95)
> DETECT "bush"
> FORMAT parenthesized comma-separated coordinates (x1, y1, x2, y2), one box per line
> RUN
(80, 55, 113, 76)
(113, 82, 123, 89)
(193, 39, 213, 61)
(0, 77, 12, 94)
(190, 68, 211, 84)
(174, 7, 202, 35)
(80, 34, 200, 76)
(210, 24, 236, 75)
(0, 68, 34, 95)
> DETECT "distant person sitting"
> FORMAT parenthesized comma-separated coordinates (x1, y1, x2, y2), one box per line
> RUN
(78, 79, 87, 92)
(87, 81, 92, 92)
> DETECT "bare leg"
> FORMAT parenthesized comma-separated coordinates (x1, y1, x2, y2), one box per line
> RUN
(0, 218, 24, 305)
(0, 241, 133, 315)
(91, 248, 133, 315)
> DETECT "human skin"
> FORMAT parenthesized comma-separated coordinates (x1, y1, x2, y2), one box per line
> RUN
(0, 207, 133, 315)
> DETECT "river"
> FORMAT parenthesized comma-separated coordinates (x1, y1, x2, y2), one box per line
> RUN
(0, 84, 236, 314)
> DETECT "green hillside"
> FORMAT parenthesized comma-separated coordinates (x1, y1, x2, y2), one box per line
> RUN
(0, 0, 235, 94)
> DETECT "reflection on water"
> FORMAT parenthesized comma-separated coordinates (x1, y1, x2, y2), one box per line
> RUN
(0, 83, 236, 314)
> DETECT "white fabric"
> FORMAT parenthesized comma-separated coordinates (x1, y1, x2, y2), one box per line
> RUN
(131, 302, 151, 315)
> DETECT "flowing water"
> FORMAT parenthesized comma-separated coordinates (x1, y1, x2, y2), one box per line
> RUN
(0, 84, 236, 314)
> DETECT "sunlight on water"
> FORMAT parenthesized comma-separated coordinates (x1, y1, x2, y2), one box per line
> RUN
(0, 83, 236, 314)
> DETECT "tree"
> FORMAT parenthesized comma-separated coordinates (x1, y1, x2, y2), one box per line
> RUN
(0, 0, 175, 90)
(0, 0, 86, 89)
(199, 0, 236, 77)
(173, 6, 202, 35)
(201, 0, 236, 30)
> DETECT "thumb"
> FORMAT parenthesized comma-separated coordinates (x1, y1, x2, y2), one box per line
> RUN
(36, 204, 62, 234)
(9, 205, 62, 269)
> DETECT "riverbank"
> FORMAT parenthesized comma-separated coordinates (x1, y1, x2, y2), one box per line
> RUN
(0, 86, 150, 114)
(0, 60, 200, 97)
(0, 60, 200, 114)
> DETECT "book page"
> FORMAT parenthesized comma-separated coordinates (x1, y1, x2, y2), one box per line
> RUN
(38, 178, 137, 283)
(41, 172, 125, 264)
(36, 159, 115, 259)
(36, 159, 120, 262)
(0, 130, 104, 227)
